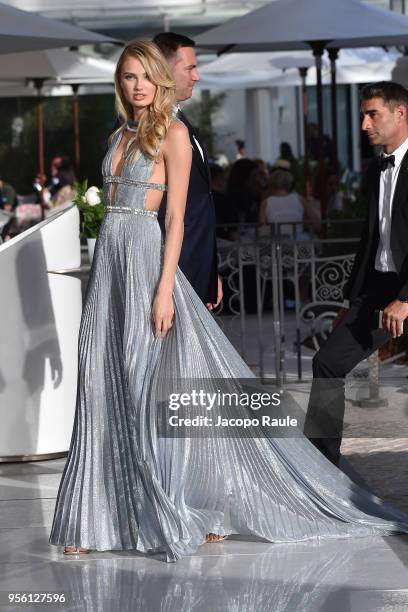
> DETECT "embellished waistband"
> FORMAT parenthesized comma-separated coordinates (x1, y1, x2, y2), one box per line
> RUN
(104, 175, 167, 192)
(105, 206, 158, 217)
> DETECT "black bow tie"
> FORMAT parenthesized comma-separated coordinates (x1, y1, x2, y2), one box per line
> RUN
(379, 154, 395, 171)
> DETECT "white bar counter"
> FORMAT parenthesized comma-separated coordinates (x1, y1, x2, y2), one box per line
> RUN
(0, 205, 82, 461)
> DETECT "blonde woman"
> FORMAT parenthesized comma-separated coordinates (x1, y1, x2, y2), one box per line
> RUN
(49, 41, 408, 562)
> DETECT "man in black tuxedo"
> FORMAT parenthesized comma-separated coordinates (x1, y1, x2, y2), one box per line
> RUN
(153, 32, 222, 309)
(304, 81, 408, 465)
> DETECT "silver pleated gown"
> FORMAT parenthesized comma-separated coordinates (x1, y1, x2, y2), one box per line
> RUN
(50, 125, 408, 561)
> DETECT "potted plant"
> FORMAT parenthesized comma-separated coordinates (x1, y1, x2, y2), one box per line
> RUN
(73, 179, 105, 264)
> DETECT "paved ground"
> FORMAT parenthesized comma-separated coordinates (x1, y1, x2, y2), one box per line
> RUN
(1, 454, 408, 612)
(225, 311, 408, 515)
(2, 306, 408, 610)
(342, 438, 408, 513)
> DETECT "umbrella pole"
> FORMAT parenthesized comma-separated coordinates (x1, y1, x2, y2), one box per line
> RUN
(299, 67, 309, 197)
(34, 79, 45, 178)
(311, 42, 327, 220)
(72, 84, 81, 177)
(328, 48, 339, 173)
(33, 78, 45, 219)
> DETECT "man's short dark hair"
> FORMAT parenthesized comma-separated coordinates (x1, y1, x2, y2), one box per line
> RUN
(361, 81, 408, 111)
(153, 32, 195, 61)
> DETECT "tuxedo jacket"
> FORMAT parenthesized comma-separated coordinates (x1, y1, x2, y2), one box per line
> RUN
(158, 111, 218, 304)
(344, 150, 408, 302)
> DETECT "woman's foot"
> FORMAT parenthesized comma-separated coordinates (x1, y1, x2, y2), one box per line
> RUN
(63, 546, 91, 555)
(206, 533, 228, 543)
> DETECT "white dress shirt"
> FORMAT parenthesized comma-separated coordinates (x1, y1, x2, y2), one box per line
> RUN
(375, 137, 408, 272)
(175, 105, 204, 162)
(192, 134, 204, 162)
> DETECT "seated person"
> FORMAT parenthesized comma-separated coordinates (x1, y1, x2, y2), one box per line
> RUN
(0, 176, 18, 240)
(0, 176, 17, 212)
(260, 169, 320, 234)
(51, 160, 77, 208)
(227, 159, 266, 225)
(210, 164, 238, 239)
(260, 169, 303, 231)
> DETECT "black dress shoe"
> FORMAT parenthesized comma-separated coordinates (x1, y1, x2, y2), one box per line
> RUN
(308, 438, 341, 466)
(326, 453, 341, 467)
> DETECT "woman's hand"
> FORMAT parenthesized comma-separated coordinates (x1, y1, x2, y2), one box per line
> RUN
(152, 288, 174, 338)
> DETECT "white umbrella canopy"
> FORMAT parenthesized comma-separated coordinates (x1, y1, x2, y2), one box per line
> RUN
(0, 49, 116, 178)
(0, 78, 112, 178)
(198, 48, 399, 89)
(0, 80, 114, 97)
(267, 62, 395, 87)
(0, 1, 118, 54)
(197, 0, 408, 213)
(199, 51, 309, 74)
(198, 63, 396, 90)
(197, 72, 280, 90)
(269, 47, 400, 71)
(200, 48, 399, 73)
(0, 48, 115, 82)
(195, 0, 408, 52)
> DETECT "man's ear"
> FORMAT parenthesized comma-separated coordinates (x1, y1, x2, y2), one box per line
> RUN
(396, 103, 407, 123)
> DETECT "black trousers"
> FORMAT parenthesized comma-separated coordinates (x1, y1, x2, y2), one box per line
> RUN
(304, 270, 402, 461)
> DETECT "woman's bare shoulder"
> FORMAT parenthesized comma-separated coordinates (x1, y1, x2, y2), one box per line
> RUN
(168, 119, 189, 138)
(162, 120, 190, 154)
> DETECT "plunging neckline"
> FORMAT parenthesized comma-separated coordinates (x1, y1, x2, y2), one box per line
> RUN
(107, 126, 168, 212)
(110, 127, 136, 177)
(109, 127, 138, 207)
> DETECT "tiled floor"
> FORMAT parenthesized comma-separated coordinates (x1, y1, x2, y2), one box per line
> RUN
(2, 314, 408, 610)
(1, 455, 408, 611)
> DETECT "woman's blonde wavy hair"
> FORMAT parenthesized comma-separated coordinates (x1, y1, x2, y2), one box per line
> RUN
(114, 40, 175, 160)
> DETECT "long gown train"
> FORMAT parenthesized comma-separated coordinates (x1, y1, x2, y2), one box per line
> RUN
(49, 125, 408, 561)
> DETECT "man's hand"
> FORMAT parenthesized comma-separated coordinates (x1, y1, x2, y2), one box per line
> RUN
(331, 308, 349, 331)
(207, 277, 223, 311)
(382, 299, 408, 338)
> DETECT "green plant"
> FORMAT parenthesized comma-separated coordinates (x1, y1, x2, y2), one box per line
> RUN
(73, 179, 105, 238)
(185, 91, 227, 157)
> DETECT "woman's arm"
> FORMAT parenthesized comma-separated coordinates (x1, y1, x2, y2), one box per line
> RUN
(152, 121, 192, 338)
